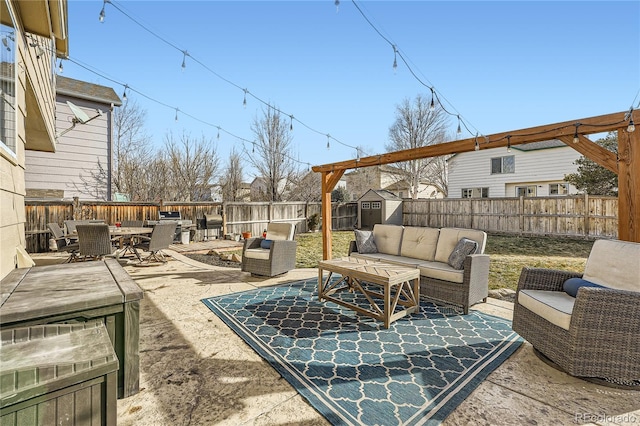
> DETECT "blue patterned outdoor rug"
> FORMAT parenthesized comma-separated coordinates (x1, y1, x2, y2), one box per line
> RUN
(202, 279, 522, 426)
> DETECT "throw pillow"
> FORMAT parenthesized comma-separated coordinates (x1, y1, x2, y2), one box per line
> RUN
(563, 277, 604, 297)
(260, 239, 273, 249)
(354, 229, 378, 254)
(447, 238, 478, 270)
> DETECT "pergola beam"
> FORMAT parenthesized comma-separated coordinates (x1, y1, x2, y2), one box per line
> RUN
(312, 110, 637, 260)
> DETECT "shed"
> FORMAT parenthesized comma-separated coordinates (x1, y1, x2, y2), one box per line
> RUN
(357, 189, 403, 229)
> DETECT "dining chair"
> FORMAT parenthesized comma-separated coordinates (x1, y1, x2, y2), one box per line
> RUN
(76, 224, 116, 261)
(47, 222, 80, 262)
(132, 222, 176, 263)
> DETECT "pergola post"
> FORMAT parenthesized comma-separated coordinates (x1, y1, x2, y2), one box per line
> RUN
(617, 128, 640, 242)
(320, 170, 345, 260)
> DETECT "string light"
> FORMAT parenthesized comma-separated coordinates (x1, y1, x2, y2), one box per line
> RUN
(243, 89, 247, 108)
(99, 0, 108, 22)
(356, 148, 360, 162)
(58, 59, 63, 73)
(290, 115, 294, 131)
(122, 84, 128, 102)
(174, 107, 179, 122)
(349, 0, 483, 138)
(573, 123, 580, 143)
(326, 134, 331, 150)
(392, 45, 398, 73)
(456, 115, 462, 135)
(252, 142, 255, 153)
(474, 134, 479, 151)
(98, 0, 360, 154)
(217, 126, 220, 140)
(627, 109, 636, 132)
(335, 0, 340, 12)
(429, 88, 436, 111)
(181, 50, 188, 70)
(507, 135, 512, 153)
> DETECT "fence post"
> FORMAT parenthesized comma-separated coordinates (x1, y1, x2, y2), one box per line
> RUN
(519, 196, 524, 236)
(584, 192, 590, 239)
(72, 197, 80, 219)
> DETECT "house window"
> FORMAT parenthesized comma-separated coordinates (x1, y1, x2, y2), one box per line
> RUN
(516, 186, 537, 197)
(462, 188, 489, 198)
(549, 183, 568, 195)
(361, 202, 370, 209)
(0, 11, 17, 156)
(371, 201, 381, 209)
(491, 156, 515, 174)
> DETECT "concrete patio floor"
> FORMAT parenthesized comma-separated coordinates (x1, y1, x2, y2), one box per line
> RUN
(32, 251, 639, 426)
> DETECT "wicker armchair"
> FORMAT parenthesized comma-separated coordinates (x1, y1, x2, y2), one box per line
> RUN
(132, 222, 176, 263)
(47, 222, 79, 262)
(241, 223, 297, 277)
(512, 239, 640, 385)
(76, 224, 116, 261)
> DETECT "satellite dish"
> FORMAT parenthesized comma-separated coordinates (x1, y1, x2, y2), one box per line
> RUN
(66, 101, 91, 124)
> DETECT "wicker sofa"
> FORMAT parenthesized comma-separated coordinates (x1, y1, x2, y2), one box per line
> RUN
(349, 224, 490, 314)
(512, 239, 640, 385)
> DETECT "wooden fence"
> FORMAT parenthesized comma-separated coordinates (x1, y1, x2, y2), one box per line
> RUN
(25, 195, 616, 253)
(24, 199, 358, 253)
(402, 195, 618, 239)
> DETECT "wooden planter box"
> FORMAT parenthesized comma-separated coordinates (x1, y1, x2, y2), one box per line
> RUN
(0, 322, 118, 426)
(0, 259, 143, 399)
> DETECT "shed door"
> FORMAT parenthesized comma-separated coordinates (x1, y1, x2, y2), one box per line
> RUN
(360, 201, 382, 229)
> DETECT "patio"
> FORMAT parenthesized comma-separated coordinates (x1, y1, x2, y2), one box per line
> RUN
(30, 251, 640, 425)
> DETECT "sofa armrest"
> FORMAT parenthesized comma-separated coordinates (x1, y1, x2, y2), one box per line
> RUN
(242, 237, 263, 252)
(516, 267, 582, 293)
(572, 287, 640, 332)
(463, 253, 490, 289)
(268, 240, 298, 266)
(348, 240, 358, 255)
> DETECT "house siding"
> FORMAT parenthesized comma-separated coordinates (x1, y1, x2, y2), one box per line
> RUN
(1, 1, 55, 278)
(447, 145, 581, 198)
(25, 94, 113, 200)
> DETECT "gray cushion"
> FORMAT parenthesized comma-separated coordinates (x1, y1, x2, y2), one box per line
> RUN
(354, 229, 378, 254)
(447, 238, 478, 270)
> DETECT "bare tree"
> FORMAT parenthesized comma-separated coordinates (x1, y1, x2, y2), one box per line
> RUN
(248, 107, 296, 202)
(220, 147, 245, 201)
(386, 94, 450, 199)
(287, 170, 321, 201)
(164, 131, 219, 201)
(112, 100, 153, 201)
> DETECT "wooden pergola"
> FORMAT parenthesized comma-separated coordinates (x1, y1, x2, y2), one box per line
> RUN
(312, 110, 639, 260)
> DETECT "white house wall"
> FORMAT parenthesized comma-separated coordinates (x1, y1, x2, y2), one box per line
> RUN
(447, 146, 581, 198)
(25, 95, 111, 199)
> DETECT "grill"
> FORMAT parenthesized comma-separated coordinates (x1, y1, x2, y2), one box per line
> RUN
(199, 213, 223, 240)
(146, 211, 194, 243)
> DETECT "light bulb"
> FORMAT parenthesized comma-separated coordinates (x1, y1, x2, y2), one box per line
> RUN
(456, 116, 462, 134)
(628, 119, 635, 133)
(392, 46, 398, 73)
(175, 108, 179, 122)
(507, 136, 512, 153)
(474, 135, 479, 151)
(181, 51, 187, 70)
(326, 134, 331, 150)
(573, 123, 580, 143)
(290, 115, 294, 131)
(243, 90, 247, 108)
(122, 90, 127, 102)
(217, 127, 220, 140)
(335, 0, 340, 12)
(58, 60, 63, 73)
(99, 2, 106, 22)
(252, 143, 255, 153)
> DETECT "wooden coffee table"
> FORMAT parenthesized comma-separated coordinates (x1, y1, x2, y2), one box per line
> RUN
(317, 257, 420, 328)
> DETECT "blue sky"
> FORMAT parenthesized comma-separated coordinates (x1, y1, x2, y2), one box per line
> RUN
(63, 1, 640, 177)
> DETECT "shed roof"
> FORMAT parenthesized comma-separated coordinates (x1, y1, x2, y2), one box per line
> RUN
(358, 189, 402, 201)
(57, 76, 122, 106)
